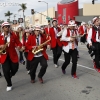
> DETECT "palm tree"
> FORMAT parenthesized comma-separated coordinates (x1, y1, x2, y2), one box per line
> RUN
(0, 20, 4, 24)
(4, 11, 13, 22)
(18, 3, 27, 28)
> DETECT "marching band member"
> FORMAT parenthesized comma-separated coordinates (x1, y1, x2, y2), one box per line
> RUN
(99, 16, 100, 28)
(87, 21, 93, 40)
(87, 17, 100, 72)
(75, 24, 80, 58)
(17, 25, 25, 65)
(61, 20, 79, 78)
(44, 24, 51, 34)
(49, 18, 62, 68)
(29, 27, 34, 35)
(41, 27, 51, 47)
(12, 27, 18, 35)
(79, 21, 87, 35)
(26, 25, 48, 83)
(79, 21, 87, 43)
(41, 27, 47, 38)
(22, 29, 31, 74)
(0, 22, 22, 91)
(44, 24, 51, 49)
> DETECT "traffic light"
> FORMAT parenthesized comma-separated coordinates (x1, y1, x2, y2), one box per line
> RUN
(31, 9, 35, 15)
(18, 18, 23, 23)
(92, 0, 94, 4)
(48, 20, 50, 23)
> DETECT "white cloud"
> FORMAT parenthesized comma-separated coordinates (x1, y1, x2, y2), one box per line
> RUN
(0, 0, 100, 21)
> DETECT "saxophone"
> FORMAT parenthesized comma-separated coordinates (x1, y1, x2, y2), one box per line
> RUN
(0, 37, 10, 54)
(32, 37, 51, 54)
(0, 42, 10, 54)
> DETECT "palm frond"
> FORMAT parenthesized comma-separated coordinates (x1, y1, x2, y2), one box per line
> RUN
(18, 9, 22, 12)
(4, 11, 13, 17)
(19, 3, 27, 11)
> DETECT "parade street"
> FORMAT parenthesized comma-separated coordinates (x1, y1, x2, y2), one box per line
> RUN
(0, 43, 100, 100)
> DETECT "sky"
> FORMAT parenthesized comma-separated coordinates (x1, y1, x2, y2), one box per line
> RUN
(0, 0, 100, 21)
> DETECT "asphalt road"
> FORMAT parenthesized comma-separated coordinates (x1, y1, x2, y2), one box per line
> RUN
(0, 43, 100, 100)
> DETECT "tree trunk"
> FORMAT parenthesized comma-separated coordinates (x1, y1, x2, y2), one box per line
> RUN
(9, 16, 10, 22)
(23, 10, 25, 28)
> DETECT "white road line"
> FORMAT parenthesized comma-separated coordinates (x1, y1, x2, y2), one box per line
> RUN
(48, 55, 95, 71)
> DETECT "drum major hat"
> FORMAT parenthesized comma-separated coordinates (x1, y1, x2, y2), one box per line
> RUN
(68, 20, 76, 27)
(34, 25, 41, 31)
(1, 22, 10, 28)
(92, 17, 98, 24)
(81, 21, 86, 25)
(52, 18, 57, 23)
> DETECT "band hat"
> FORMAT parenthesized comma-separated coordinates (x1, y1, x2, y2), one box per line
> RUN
(1, 22, 10, 28)
(34, 25, 41, 31)
(29, 28, 34, 32)
(81, 21, 86, 25)
(52, 18, 57, 23)
(68, 20, 76, 27)
(88, 21, 92, 25)
(92, 17, 98, 24)
(41, 27, 44, 30)
(25, 29, 30, 33)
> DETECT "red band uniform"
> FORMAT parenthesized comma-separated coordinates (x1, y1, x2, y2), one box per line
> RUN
(0, 22, 22, 91)
(61, 20, 78, 78)
(26, 26, 48, 83)
(49, 18, 62, 68)
(87, 17, 100, 72)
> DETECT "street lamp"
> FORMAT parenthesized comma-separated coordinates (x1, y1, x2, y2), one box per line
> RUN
(38, 1, 48, 18)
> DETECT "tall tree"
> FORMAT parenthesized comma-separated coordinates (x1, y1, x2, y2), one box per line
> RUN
(18, 3, 27, 28)
(4, 11, 13, 22)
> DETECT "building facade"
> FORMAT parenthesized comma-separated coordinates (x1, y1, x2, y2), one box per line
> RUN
(75, 3, 100, 23)
(25, 7, 56, 27)
(57, 0, 78, 25)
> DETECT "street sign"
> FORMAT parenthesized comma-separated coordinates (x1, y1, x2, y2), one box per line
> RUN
(46, 17, 52, 20)
(13, 20, 17, 24)
(18, 18, 23, 23)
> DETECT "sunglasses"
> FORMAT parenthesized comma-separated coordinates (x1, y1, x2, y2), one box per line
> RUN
(4, 25, 10, 28)
(35, 30, 40, 31)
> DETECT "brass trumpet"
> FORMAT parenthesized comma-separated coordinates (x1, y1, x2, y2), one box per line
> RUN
(32, 37, 51, 54)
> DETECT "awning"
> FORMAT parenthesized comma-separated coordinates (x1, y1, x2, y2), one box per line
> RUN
(75, 16, 96, 23)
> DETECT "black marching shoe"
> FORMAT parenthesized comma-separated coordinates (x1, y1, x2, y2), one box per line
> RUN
(0, 72, 2, 78)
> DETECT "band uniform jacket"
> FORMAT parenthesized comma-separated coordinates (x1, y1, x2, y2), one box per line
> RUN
(49, 27, 62, 48)
(25, 34, 48, 61)
(0, 32, 22, 64)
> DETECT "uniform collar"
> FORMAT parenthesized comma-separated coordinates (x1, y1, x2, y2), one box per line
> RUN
(1, 32, 10, 37)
